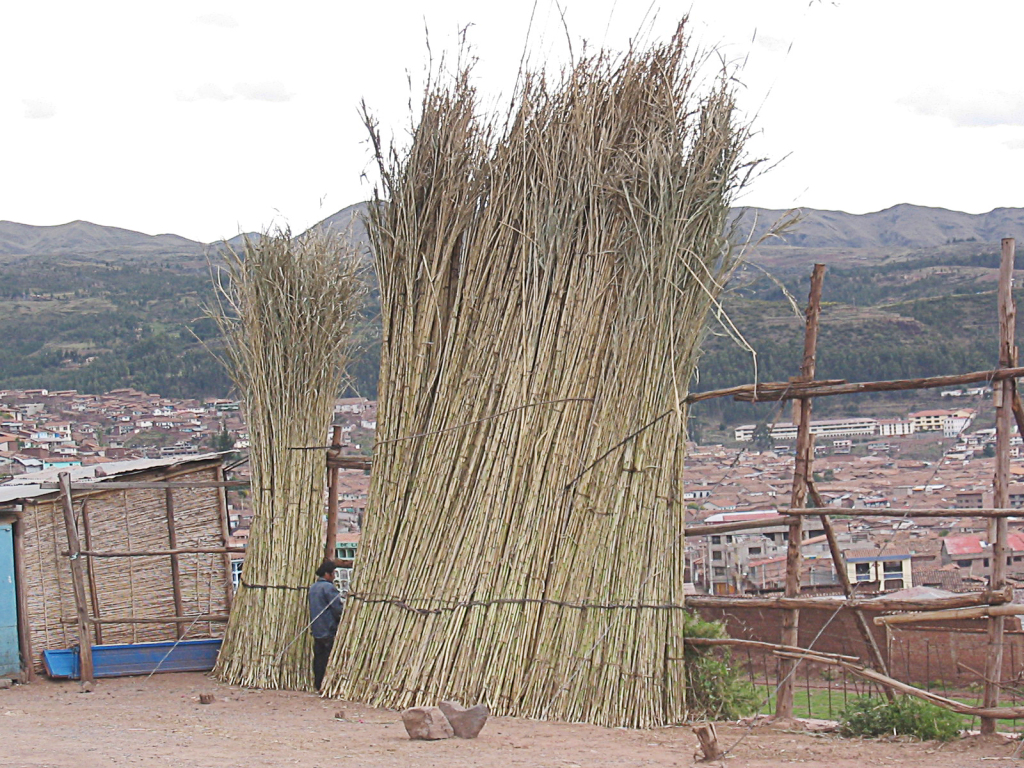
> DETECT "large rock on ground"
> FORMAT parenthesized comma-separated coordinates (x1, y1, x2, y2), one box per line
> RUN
(439, 700, 489, 739)
(400, 706, 454, 740)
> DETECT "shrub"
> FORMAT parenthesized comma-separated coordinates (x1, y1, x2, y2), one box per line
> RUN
(839, 695, 960, 741)
(683, 613, 760, 720)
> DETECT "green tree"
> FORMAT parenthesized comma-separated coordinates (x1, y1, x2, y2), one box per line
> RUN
(751, 422, 774, 452)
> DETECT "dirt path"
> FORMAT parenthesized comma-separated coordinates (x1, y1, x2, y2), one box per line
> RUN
(1, 673, 1019, 767)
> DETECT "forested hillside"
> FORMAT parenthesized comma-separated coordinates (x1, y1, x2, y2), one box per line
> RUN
(691, 240, 1018, 431)
(0, 204, 1020, 426)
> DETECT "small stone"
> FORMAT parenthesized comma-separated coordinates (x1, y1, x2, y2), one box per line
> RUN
(400, 706, 454, 740)
(439, 700, 489, 739)
(199, 694, 215, 705)
(334, 710, 346, 720)
(79, 681, 94, 693)
(0, 679, 12, 690)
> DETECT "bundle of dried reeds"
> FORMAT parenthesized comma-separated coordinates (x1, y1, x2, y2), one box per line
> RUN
(325, 23, 753, 726)
(212, 229, 363, 689)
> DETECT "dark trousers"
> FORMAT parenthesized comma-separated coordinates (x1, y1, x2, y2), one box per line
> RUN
(313, 635, 335, 690)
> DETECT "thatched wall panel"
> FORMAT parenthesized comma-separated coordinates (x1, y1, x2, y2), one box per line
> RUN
(19, 465, 230, 672)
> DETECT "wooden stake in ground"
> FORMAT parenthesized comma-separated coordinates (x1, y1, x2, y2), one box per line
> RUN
(982, 237, 1016, 734)
(211, 228, 364, 690)
(692, 723, 724, 761)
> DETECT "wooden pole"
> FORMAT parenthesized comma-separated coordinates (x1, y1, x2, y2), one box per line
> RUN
(79, 500, 103, 645)
(875, 603, 1024, 625)
(683, 636, 858, 661)
(214, 465, 235, 612)
(983, 237, 1015, 734)
(783, 507, 1023, 518)
(807, 480, 893, 699)
(165, 488, 185, 640)
(58, 472, 94, 685)
(686, 516, 793, 537)
(73, 547, 246, 557)
(687, 587, 1011, 612)
(39, 480, 250, 490)
(722, 366, 1024, 403)
(12, 518, 35, 682)
(777, 264, 825, 720)
(325, 424, 343, 562)
(61, 614, 231, 625)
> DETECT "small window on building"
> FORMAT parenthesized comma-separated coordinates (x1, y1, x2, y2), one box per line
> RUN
(712, 551, 723, 561)
(957, 559, 972, 568)
(882, 560, 903, 574)
(713, 567, 726, 577)
(984, 558, 990, 568)
(883, 578, 904, 591)
(231, 559, 244, 591)
(855, 562, 871, 581)
(748, 547, 762, 556)
(710, 535, 721, 545)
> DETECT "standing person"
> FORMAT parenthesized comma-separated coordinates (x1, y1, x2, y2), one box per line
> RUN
(308, 559, 344, 691)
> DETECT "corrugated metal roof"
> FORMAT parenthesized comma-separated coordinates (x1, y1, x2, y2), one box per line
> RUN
(943, 535, 987, 556)
(703, 510, 781, 524)
(0, 453, 222, 505)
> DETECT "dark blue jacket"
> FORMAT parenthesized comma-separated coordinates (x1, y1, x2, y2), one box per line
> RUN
(308, 578, 343, 639)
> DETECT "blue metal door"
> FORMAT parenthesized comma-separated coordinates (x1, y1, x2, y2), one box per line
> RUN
(0, 523, 20, 677)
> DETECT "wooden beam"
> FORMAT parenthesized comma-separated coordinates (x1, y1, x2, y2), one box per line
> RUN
(74, 547, 246, 557)
(58, 472, 93, 685)
(875, 603, 1024, 625)
(724, 366, 1024, 403)
(165, 488, 184, 640)
(325, 425, 342, 562)
(214, 465, 235, 612)
(325, 455, 373, 471)
(777, 263, 825, 720)
(829, 657, 1024, 720)
(38, 480, 249, 490)
(79, 499, 103, 645)
(688, 586, 1011, 612)
(61, 614, 230, 625)
(983, 237, 1015, 735)
(683, 636, 859, 661)
(685, 516, 794, 537)
(692, 633, 1024, 721)
(12, 518, 35, 682)
(782, 507, 1021, 518)
(808, 480, 893, 699)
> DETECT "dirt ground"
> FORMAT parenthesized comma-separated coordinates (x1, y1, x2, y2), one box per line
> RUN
(2, 673, 1022, 768)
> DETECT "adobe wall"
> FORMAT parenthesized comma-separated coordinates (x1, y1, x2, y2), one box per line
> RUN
(695, 605, 1024, 688)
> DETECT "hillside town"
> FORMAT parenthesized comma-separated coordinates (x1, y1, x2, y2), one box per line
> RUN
(0, 387, 375, 545)
(689, 398, 1024, 597)
(3, 385, 1019, 605)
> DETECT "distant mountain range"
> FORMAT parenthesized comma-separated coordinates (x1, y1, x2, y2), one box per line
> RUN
(0, 202, 371, 259)
(1, 202, 1022, 259)
(731, 203, 1024, 251)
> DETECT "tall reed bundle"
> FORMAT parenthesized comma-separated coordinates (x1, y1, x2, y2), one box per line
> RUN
(325, 22, 754, 726)
(212, 229, 363, 689)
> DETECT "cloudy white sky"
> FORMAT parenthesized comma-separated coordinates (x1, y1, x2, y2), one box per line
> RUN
(3, 1, 1023, 243)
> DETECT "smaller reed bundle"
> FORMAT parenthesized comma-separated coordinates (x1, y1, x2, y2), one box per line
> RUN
(212, 229, 363, 689)
(325, 22, 755, 726)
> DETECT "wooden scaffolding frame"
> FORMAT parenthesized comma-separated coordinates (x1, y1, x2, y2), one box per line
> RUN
(681, 238, 1019, 732)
